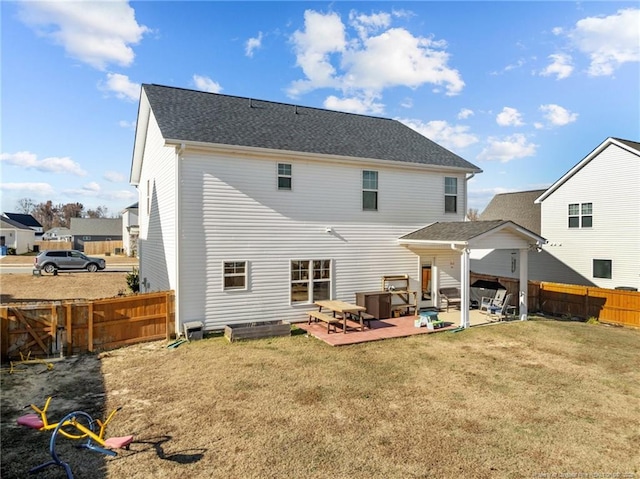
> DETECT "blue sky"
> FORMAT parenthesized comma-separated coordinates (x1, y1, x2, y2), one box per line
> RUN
(1, 1, 638, 218)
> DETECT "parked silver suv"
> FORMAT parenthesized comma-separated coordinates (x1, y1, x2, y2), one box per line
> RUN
(34, 250, 106, 273)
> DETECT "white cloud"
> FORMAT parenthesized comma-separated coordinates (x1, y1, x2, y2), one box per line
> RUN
(83, 182, 101, 192)
(245, 31, 263, 57)
(100, 73, 140, 101)
(289, 10, 346, 96)
(567, 8, 640, 76)
(288, 9, 464, 112)
(539, 104, 578, 127)
(399, 118, 479, 151)
(0, 151, 88, 176)
(324, 94, 384, 115)
(18, 0, 149, 71)
(540, 53, 574, 80)
(496, 107, 524, 127)
(0, 182, 55, 196)
(193, 74, 223, 93)
(119, 120, 136, 130)
(349, 10, 392, 40)
(477, 134, 538, 163)
(104, 171, 126, 183)
(457, 108, 474, 120)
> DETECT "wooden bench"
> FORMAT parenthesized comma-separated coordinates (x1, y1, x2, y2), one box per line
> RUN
(439, 287, 462, 312)
(308, 311, 341, 333)
(346, 312, 374, 328)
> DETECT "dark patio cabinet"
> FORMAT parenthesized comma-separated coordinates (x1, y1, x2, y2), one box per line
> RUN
(356, 291, 392, 319)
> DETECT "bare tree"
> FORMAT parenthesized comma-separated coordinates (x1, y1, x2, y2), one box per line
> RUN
(61, 203, 84, 227)
(86, 205, 109, 218)
(467, 208, 479, 221)
(15, 198, 35, 214)
(32, 201, 58, 230)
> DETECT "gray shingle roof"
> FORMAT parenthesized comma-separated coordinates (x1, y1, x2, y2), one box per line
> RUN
(69, 218, 122, 236)
(479, 189, 546, 235)
(613, 137, 640, 152)
(400, 220, 509, 241)
(142, 84, 481, 171)
(1, 217, 33, 230)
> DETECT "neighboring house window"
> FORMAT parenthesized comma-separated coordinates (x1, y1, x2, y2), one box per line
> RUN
(223, 261, 247, 290)
(291, 260, 331, 303)
(278, 163, 292, 190)
(362, 171, 378, 211)
(593, 259, 612, 279)
(82, 236, 91, 241)
(568, 203, 593, 228)
(445, 177, 457, 213)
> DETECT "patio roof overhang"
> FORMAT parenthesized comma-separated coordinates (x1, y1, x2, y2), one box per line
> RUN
(397, 220, 547, 329)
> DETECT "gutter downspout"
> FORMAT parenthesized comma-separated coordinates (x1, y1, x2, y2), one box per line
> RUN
(174, 143, 185, 337)
(464, 172, 476, 221)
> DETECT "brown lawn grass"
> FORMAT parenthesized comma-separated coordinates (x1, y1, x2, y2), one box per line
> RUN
(1, 320, 639, 479)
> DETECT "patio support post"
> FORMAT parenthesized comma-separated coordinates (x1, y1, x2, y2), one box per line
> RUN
(519, 248, 528, 320)
(460, 247, 470, 328)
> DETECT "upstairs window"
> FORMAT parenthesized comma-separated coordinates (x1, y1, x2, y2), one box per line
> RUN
(445, 177, 458, 213)
(223, 261, 247, 290)
(278, 163, 292, 190)
(362, 170, 378, 211)
(568, 203, 592, 228)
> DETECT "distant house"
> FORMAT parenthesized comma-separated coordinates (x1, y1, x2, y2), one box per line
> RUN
(2, 213, 43, 238)
(121, 202, 139, 257)
(42, 227, 72, 242)
(68, 218, 123, 251)
(130, 84, 545, 332)
(0, 217, 36, 254)
(474, 190, 594, 286)
(536, 137, 640, 291)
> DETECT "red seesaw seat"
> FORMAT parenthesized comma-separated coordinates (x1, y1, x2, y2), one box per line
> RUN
(17, 414, 44, 429)
(104, 435, 134, 450)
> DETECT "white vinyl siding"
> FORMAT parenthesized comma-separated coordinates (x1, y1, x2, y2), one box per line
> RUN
(136, 111, 177, 292)
(176, 153, 467, 329)
(540, 143, 640, 289)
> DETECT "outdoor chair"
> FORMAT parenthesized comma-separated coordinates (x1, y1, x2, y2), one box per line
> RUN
(487, 293, 513, 321)
(479, 289, 507, 313)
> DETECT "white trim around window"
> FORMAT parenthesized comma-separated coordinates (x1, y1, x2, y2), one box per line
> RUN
(290, 259, 332, 304)
(223, 260, 248, 291)
(277, 163, 292, 191)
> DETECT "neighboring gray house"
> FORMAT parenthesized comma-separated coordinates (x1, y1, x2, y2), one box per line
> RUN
(69, 218, 123, 251)
(130, 84, 545, 332)
(121, 202, 139, 257)
(474, 190, 594, 286)
(536, 137, 640, 290)
(0, 217, 36, 254)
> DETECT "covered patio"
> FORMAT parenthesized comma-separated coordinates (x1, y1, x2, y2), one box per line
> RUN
(400, 220, 546, 329)
(297, 309, 510, 346)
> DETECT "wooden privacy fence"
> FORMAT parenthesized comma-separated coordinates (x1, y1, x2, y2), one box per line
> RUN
(84, 241, 124, 256)
(539, 282, 640, 328)
(34, 241, 73, 251)
(1, 291, 175, 361)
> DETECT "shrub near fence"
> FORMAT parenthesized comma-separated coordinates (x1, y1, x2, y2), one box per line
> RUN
(0, 291, 175, 361)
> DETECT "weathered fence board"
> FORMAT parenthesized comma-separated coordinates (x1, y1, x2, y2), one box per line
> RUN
(1, 291, 174, 360)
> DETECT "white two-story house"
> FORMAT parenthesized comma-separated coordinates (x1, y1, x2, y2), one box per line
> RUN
(130, 84, 544, 332)
(535, 137, 640, 291)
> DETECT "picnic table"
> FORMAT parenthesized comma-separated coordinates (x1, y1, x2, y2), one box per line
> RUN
(314, 300, 366, 333)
